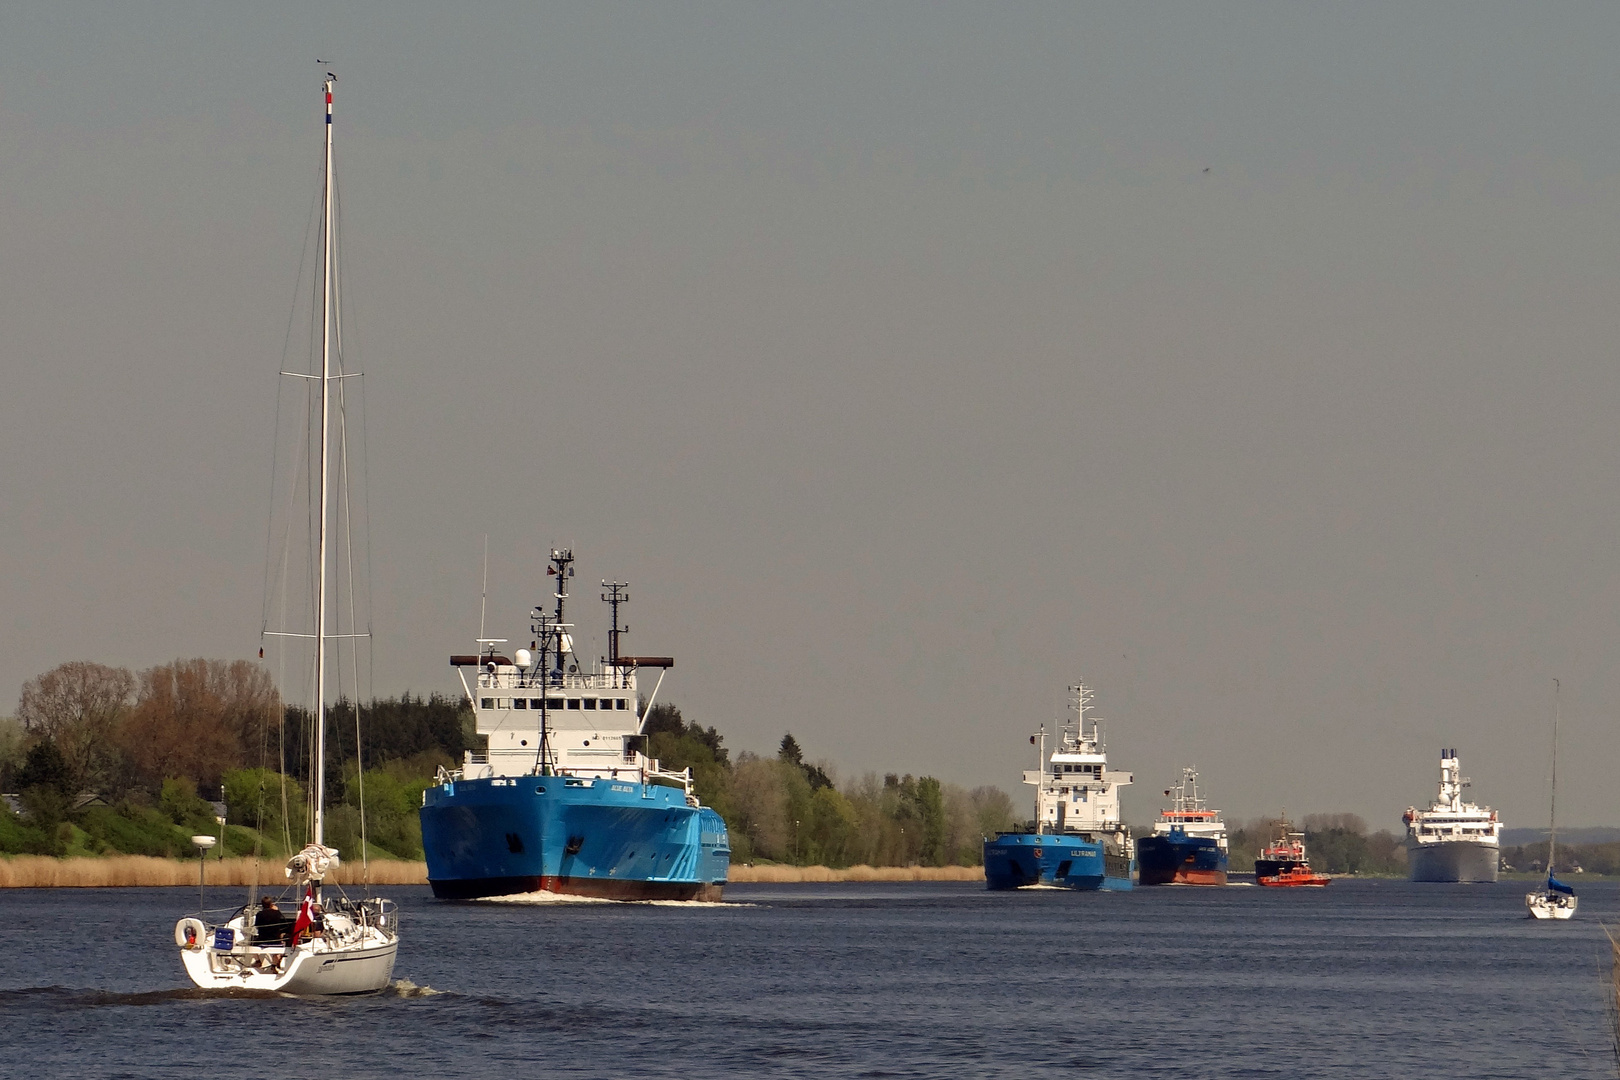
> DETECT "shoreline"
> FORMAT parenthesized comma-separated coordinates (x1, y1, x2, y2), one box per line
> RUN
(727, 864, 984, 883)
(0, 856, 984, 889)
(0, 856, 430, 889)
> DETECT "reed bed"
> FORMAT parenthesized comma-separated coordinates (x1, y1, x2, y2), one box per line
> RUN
(0, 856, 429, 889)
(728, 863, 984, 883)
(0, 857, 978, 888)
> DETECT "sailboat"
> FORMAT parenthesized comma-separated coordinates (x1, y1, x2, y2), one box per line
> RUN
(173, 74, 400, 991)
(1526, 679, 1576, 920)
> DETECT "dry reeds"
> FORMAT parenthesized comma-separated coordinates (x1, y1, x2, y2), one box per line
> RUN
(0, 856, 979, 888)
(728, 863, 984, 883)
(0, 856, 428, 889)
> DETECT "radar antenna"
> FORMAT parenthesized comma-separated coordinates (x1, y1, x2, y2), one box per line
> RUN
(1069, 682, 1102, 750)
(602, 580, 629, 687)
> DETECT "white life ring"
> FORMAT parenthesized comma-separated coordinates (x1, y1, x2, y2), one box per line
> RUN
(175, 917, 207, 949)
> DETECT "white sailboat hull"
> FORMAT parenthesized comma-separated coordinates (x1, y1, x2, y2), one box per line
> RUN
(1526, 892, 1577, 920)
(1405, 839, 1499, 882)
(179, 930, 398, 994)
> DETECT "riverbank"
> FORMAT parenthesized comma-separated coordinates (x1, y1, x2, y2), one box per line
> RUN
(0, 856, 429, 888)
(0, 855, 985, 888)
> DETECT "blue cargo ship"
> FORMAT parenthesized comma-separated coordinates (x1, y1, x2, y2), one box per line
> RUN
(984, 682, 1135, 891)
(420, 549, 730, 900)
(1135, 767, 1228, 886)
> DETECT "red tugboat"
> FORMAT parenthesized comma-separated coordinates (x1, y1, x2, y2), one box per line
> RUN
(1254, 820, 1330, 887)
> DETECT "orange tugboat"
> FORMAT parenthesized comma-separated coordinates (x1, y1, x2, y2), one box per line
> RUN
(1254, 821, 1330, 887)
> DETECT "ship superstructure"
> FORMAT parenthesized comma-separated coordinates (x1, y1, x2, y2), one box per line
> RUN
(984, 683, 1136, 890)
(419, 550, 730, 900)
(1136, 767, 1229, 885)
(1403, 748, 1500, 883)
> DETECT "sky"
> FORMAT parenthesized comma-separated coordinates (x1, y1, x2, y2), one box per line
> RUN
(3, 3, 1620, 829)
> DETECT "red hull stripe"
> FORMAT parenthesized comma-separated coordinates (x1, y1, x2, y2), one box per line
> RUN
(1138, 868, 1227, 886)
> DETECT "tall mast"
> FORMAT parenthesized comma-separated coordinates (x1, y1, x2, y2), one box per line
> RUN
(314, 74, 335, 848)
(1547, 679, 1560, 875)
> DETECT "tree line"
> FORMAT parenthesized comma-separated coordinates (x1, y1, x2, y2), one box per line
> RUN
(6, 658, 1444, 875)
(0, 659, 470, 862)
(643, 705, 1017, 866)
(0, 658, 1017, 868)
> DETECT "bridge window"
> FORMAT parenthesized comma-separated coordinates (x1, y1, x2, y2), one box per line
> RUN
(513, 698, 527, 709)
(480, 698, 494, 709)
(530, 699, 544, 709)
(567, 699, 582, 710)
(548, 698, 563, 711)
(615, 699, 628, 710)
(584, 698, 597, 710)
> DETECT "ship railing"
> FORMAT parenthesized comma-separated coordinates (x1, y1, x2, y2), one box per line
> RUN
(477, 670, 632, 692)
(645, 763, 694, 796)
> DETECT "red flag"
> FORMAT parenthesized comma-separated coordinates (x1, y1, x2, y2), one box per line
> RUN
(546, 566, 557, 575)
(290, 889, 314, 943)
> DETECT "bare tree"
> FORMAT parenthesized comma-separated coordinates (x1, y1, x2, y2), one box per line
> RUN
(115, 659, 276, 794)
(16, 661, 136, 793)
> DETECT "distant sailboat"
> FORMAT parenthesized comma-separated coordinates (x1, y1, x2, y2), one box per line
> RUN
(1526, 679, 1576, 920)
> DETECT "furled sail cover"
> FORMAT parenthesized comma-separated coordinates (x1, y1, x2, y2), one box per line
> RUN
(286, 843, 342, 882)
(1547, 873, 1575, 896)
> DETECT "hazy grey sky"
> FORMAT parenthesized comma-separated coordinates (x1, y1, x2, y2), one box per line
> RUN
(4, 3, 1620, 828)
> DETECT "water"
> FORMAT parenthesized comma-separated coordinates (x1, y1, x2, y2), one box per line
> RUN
(0, 879, 1614, 1078)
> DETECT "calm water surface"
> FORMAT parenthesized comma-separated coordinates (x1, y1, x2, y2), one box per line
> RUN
(0, 879, 1613, 1078)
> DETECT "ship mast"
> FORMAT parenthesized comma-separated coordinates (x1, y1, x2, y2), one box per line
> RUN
(1031, 724, 1047, 834)
(529, 548, 574, 776)
(313, 74, 336, 851)
(602, 580, 628, 686)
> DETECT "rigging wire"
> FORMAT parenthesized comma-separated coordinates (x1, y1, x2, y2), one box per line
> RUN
(333, 156, 371, 889)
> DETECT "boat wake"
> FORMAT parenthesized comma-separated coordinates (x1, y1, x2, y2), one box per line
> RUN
(0, 985, 288, 1008)
(0, 981, 445, 1007)
(383, 978, 442, 997)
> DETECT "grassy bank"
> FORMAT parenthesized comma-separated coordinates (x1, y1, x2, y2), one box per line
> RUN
(0, 855, 428, 888)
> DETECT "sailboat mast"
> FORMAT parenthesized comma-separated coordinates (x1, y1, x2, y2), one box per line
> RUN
(1547, 678, 1559, 875)
(314, 75, 335, 849)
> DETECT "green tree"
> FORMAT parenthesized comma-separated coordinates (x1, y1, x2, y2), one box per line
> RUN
(805, 786, 860, 867)
(917, 777, 946, 866)
(222, 767, 307, 855)
(159, 777, 220, 833)
(646, 707, 734, 820)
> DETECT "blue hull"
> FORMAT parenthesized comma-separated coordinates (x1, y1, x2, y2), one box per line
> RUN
(1136, 831, 1227, 885)
(983, 832, 1135, 891)
(420, 776, 730, 900)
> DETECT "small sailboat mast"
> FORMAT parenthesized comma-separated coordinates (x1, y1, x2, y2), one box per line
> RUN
(313, 73, 336, 851)
(1545, 678, 1558, 882)
(1527, 677, 1577, 918)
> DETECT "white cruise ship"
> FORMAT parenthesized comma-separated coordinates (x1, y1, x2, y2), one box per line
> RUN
(1402, 748, 1501, 882)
